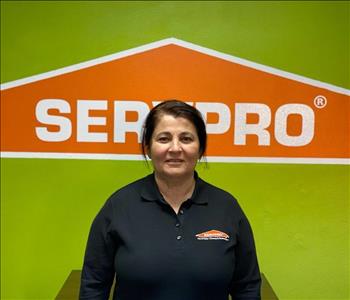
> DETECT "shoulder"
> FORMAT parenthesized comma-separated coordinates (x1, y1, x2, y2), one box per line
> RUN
(91, 175, 152, 225)
(198, 177, 237, 201)
(197, 177, 245, 215)
(107, 174, 151, 205)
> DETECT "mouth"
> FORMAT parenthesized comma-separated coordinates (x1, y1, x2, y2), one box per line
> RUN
(165, 159, 184, 163)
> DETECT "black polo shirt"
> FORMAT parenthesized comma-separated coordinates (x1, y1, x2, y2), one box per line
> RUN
(80, 172, 261, 300)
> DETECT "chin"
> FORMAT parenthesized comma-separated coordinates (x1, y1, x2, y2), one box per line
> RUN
(162, 168, 192, 177)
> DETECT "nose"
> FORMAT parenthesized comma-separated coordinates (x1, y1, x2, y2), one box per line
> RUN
(169, 139, 182, 152)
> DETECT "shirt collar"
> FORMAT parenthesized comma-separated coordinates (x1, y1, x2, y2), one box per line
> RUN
(140, 171, 208, 205)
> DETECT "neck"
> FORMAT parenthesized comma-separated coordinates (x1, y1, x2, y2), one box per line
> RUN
(154, 172, 196, 213)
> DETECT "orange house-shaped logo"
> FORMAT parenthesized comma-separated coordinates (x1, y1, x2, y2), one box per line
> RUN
(1, 38, 349, 164)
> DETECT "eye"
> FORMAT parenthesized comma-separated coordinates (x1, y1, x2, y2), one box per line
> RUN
(157, 136, 170, 143)
(181, 136, 194, 143)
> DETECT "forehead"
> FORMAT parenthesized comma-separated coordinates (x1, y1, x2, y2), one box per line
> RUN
(153, 114, 196, 134)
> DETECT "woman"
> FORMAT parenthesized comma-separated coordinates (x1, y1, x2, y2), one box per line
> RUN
(80, 100, 261, 300)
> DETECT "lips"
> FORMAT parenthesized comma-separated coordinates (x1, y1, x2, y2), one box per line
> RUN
(165, 159, 184, 163)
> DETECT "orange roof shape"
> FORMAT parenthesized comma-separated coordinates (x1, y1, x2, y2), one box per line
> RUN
(196, 230, 230, 240)
(1, 38, 349, 164)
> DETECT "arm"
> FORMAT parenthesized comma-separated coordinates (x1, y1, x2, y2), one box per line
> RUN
(79, 198, 117, 300)
(230, 216, 261, 300)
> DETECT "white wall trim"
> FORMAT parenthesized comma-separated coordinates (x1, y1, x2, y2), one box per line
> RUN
(1, 152, 349, 165)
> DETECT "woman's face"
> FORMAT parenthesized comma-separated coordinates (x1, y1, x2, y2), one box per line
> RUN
(148, 114, 200, 179)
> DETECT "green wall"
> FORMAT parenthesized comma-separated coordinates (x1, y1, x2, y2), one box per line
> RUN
(1, 1, 349, 299)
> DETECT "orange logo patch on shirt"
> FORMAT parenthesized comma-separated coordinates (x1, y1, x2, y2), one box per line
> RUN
(195, 230, 230, 241)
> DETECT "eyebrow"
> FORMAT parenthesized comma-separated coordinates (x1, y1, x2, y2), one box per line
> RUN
(154, 131, 195, 137)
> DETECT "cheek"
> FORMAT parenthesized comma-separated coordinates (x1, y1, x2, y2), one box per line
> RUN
(149, 145, 167, 158)
(186, 147, 201, 161)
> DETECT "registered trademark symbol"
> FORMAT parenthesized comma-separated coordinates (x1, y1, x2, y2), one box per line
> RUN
(314, 95, 327, 108)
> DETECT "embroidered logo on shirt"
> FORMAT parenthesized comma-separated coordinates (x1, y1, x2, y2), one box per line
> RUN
(195, 230, 230, 241)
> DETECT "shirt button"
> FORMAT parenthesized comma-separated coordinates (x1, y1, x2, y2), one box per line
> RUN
(176, 235, 182, 240)
(179, 209, 184, 215)
(175, 223, 180, 227)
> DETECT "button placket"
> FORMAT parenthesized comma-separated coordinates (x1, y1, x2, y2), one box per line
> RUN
(175, 216, 182, 241)
(175, 206, 186, 243)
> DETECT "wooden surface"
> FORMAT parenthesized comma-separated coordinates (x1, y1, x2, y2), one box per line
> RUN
(56, 270, 278, 299)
